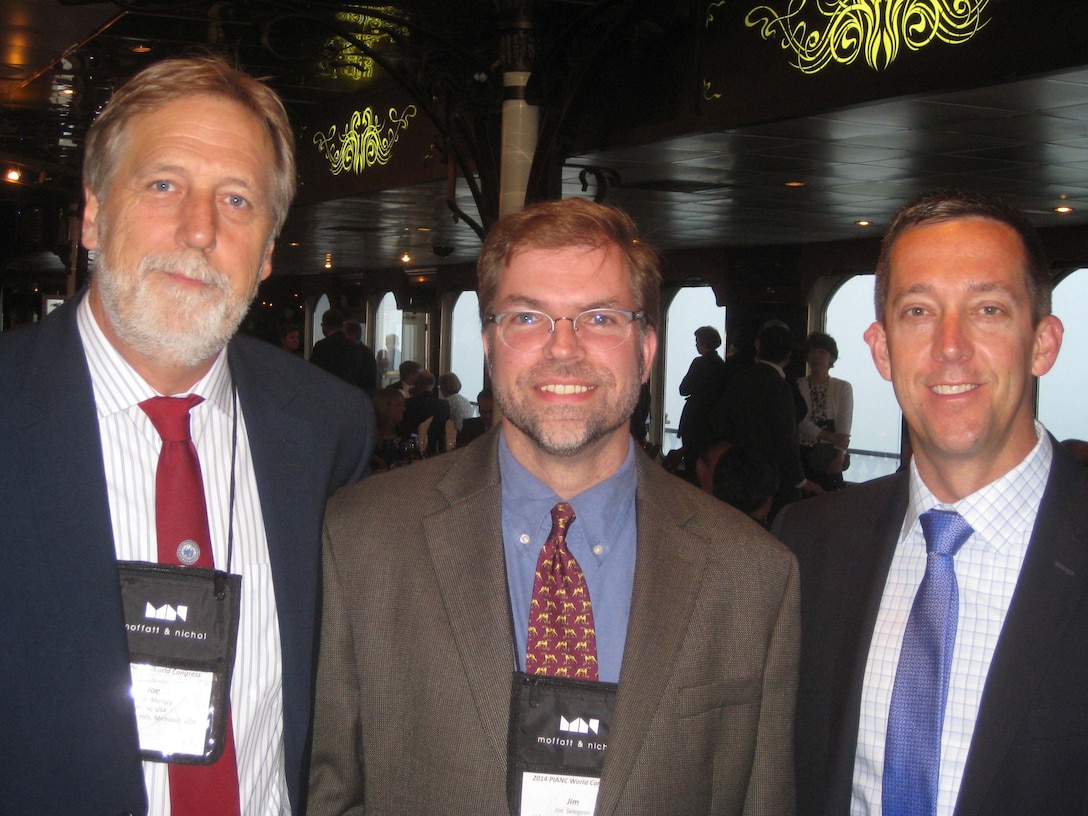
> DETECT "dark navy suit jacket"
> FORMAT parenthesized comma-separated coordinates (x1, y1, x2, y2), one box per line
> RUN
(0, 293, 374, 816)
(775, 442, 1088, 815)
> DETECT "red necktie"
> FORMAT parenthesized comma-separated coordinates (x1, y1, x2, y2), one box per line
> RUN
(140, 395, 241, 816)
(525, 503, 599, 682)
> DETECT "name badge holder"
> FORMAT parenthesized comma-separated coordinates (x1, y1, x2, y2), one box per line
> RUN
(118, 561, 241, 765)
(507, 671, 617, 816)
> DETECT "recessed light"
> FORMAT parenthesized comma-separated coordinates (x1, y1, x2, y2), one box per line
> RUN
(855, 219, 872, 227)
(785, 181, 805, 187)
(1054, 206, 1074, 214)
(131, 44, 152, 54)
(401, 253, 411, 263)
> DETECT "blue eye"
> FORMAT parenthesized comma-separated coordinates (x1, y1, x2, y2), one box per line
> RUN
(511, 312, 545, 326)
(227, 194, 248, 209)
(583, 311, 617, 327)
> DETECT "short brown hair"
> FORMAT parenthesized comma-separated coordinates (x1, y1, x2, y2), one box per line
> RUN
(875, 189, 1052, 326)
(477, 198, 661, 332)
(83, 54, 296, 235)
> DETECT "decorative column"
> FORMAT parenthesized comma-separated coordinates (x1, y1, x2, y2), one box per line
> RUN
(498, 1, 538, 216)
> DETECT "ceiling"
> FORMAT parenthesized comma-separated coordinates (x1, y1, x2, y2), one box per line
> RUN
(4, 0, 1088, 279)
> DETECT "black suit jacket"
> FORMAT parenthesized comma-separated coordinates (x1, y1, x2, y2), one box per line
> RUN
(310, 331, 378, 394)
(716, 361, 805, 510)
(775, 442, 1088, 815)
(0, 293, 374, 815)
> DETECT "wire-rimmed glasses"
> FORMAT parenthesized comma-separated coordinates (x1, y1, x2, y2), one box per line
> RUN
(487, 308, 645, 353)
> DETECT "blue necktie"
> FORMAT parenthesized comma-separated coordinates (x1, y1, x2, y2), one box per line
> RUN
(883, 508, 974, 816)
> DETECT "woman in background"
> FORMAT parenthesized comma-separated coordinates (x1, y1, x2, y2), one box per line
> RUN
(797, 331, 853, 491)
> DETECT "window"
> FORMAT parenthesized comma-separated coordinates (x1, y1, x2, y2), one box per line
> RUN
(662, 287, 726, 453)
(1038, 268, 1088, 442)
(823, 275, 901, 481)
(449, 291, 485, 407)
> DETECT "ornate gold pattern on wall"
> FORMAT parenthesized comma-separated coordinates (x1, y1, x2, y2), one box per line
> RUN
(312, 106, 419, 175)
(318, 9, 406, 83)
(744, 0, 991, 73)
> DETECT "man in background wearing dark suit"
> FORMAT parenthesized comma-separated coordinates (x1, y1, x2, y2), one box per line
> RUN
(717, 321, 823, 520)
(311, 309, 377, 394)
(0, 55, 373, 815)
(776, 190, 1085, 815)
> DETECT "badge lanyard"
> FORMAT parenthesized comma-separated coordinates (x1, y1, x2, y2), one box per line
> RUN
(118, 381, 243, 764)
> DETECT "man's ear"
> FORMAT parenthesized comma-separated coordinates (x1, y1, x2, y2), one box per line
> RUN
(640, 327, 658, 383)
(81, 188, 101, 251)
(1030, 314, 1064, 378)
(258, 242, 274, 282)
(864, 321, 892, 382)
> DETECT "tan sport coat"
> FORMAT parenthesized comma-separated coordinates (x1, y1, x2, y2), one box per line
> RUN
(308, 429, 799, 816)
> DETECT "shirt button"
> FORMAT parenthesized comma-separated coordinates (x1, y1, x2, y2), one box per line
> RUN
(520, 534, 531, 544)
(593, 545, 604, 556)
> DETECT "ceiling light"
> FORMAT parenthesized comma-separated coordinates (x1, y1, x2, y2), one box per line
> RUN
(855, 219, 872, 227)
(324, 253, 333, 269)
(401, 253, 412, 263)
(1054, 205, 1074, 214)
(131, 44, 152, 54)
(785, 181, 805, 187)
(6, 169, 21, 183)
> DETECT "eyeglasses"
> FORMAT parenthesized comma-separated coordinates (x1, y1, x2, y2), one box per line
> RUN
(488, 308, 645, 353)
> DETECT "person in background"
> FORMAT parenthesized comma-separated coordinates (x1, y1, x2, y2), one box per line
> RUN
(308, 197, 798, 816)
(392, 359, 421, 399)
(697, 438, 779, 524)
(341, 319, 378, 395)
(677, 325, 728, 480)
(401, 369, 451, 453)
(776, 190, 1086, 816)
(457, 387, 494, 447)
(797, 332, 853, 491)
(0, 55, 374, 815)
(310, 309, 376, 395)
(438, 371, 475, 433)
(279, 323, 302, 356)
(716, 320, 823, 521)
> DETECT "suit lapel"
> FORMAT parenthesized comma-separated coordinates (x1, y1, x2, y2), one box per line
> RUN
(595, 457, 708, 816)
(955, 446, 1088, 815)
(821, 475, 909, 814)
(16, 295, 119, 582)
(423, 432, 516, 760)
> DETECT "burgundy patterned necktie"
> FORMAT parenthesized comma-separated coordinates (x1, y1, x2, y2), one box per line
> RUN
(525, 503, 599, 682)
(140, 395, 241, 816)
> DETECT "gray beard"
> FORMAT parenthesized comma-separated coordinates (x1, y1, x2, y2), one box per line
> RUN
(95, 248, 258, 369)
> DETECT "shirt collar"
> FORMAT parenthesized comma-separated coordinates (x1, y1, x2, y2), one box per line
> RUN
(906, 421, 1053, 550)
(77, 293, 233, 417)
(498, 428, 638, 547)
(758, 359, 786, 378)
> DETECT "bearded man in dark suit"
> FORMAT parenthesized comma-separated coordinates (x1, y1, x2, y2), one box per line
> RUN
(309, 198, 799, 816)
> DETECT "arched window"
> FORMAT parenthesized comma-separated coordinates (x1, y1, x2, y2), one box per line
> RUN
(662, 286, 726, 453)
(823, 275, 901, 481)
(1038, 267, 1088, 442)
(448, 291, 485, 407)
(374, 293, 404, 387)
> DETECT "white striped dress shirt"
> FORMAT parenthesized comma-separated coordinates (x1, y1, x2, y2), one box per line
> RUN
(851, 424, 1052, 815)
(77, 298, 290, 815)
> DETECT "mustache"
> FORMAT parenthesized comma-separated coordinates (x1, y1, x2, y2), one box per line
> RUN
(138, 251, 229, 292)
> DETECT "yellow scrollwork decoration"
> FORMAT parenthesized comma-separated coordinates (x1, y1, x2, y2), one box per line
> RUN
(745, 0, 991, 73)
(312, 106, 418, 175)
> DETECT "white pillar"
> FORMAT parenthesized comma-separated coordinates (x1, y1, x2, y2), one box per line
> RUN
(499, 70, 539, 216)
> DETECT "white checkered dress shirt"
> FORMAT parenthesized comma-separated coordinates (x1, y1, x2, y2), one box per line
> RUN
(851, 425, 1052, 816)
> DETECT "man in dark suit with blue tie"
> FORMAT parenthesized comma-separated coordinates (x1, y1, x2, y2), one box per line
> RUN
(0, 55, 373, 815)
(775, 190, 1087, 815)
